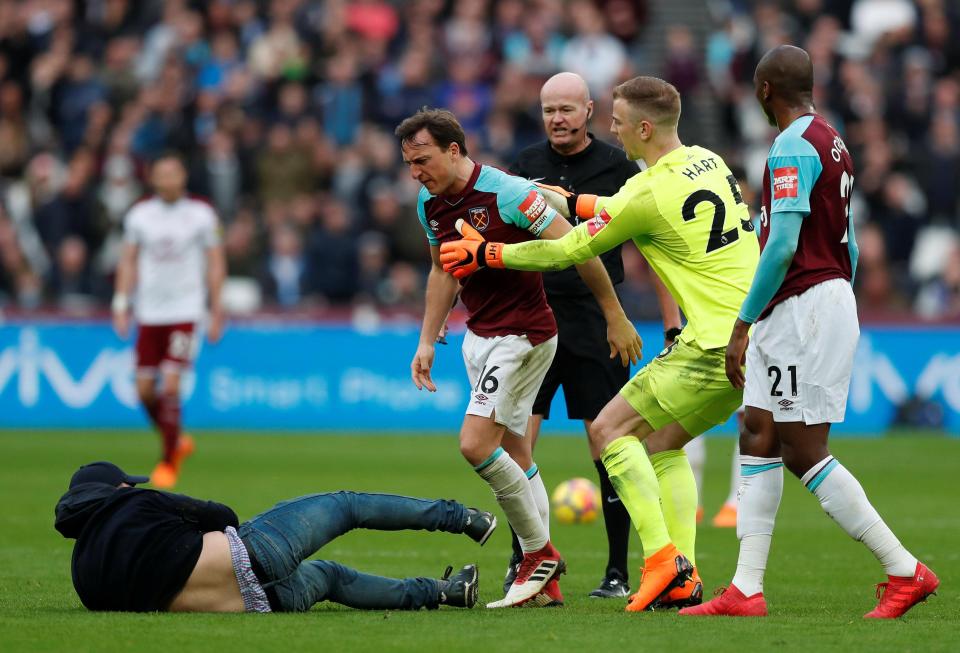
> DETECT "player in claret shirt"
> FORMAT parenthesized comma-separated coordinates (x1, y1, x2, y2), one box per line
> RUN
(681, 45, 939, 619)
(396, 108, 641, 608)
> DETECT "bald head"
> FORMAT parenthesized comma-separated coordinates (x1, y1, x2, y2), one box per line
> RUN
(540, 72, 593, 154)
(755, 45, 814, 104)
(541, 72, 591, 106)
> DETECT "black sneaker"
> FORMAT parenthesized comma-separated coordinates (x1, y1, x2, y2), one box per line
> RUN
(502, 552, 522, 595)
(438, 564, 479, 608)
(463, 508, 497, 545)
(589, 570, 630, 598)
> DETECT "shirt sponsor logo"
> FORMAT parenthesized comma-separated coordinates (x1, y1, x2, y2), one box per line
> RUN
(587, 209, 612, 236)
(468, 207, 490, 231)
(773, 167, 799, 199)
(518, 190, 547, 222)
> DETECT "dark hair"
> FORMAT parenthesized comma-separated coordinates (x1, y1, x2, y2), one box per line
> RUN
(395, 108, 468, 156)
(612, 76, 681, 127)
(151, 150, 187, 169)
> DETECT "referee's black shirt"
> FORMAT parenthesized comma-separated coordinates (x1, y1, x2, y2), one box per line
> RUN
(509, 134, 639, 297)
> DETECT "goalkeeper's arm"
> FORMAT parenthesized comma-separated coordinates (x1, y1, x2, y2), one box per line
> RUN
(500, 208, 630, 272)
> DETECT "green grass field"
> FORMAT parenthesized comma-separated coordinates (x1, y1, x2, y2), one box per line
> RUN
(0, 431, 955, 652)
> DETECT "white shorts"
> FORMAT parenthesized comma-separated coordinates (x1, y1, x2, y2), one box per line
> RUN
(744, 278, 859, 424)
(462, 330, 558, 436)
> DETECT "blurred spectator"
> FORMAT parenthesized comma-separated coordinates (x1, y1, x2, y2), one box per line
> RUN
(261, 223, 308, 308)
(561, 0, 629, 98)
(257, 123, 314, 204)
(308, 198, 358, 305)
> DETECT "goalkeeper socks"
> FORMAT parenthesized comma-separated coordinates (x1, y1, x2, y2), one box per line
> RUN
(650, 449, 699, 565)
(594, 458, 630, 578)
(601, 436, 671, 558)
(475, 447, 547, 552)
(732, 456, 783, 596)
(525, 463, 550, 539)
(157, 392, 181, 464)
(802, 456, 917, 577)
(682, 437, 706, 502)
(725, 441, 742, 507)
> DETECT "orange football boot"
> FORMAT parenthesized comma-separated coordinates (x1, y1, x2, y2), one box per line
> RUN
(625, 544, 693, 612)
(711, 503, 738, 528)
(649, 567, 703, 610)
(172, 433, 195, 472)
(150, 461, 178, 489)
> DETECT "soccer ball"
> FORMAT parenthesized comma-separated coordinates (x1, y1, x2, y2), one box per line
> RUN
(551, 477, 600, 524)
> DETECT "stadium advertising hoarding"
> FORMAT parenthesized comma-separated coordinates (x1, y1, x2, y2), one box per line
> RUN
(0, 322, 957, 434)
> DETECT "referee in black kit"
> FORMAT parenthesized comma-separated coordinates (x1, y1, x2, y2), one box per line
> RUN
(505, 72, 681, 598)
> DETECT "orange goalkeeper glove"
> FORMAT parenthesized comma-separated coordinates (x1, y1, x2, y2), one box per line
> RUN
(439, 219, 505, 279)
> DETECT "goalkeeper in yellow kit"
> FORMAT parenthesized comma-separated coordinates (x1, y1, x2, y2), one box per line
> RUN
(440, 76, 759, 612)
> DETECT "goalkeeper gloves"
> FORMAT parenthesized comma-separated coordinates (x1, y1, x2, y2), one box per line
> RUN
(439, 219, 505, 279)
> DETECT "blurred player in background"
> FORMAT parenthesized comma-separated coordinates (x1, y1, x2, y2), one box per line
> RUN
(507, 71, 681, 599)
(398, 108, 641, 608)
(441, 76, 759, 612)
(112, 153, 225, 489)
(684, 45, 939, 619)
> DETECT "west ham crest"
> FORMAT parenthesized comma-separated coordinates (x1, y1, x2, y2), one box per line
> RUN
(468, 206, 490, 231)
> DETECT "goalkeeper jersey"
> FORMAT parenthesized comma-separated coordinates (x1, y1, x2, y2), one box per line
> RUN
(502, 145, 759, 349)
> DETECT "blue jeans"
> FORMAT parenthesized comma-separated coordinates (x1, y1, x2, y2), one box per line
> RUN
(237, 492, 469, 612)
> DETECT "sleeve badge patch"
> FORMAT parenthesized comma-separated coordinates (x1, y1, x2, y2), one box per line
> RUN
(773, 167, 799, 199)
(587, 209, 612, 236)
(518, 190, 547, 222)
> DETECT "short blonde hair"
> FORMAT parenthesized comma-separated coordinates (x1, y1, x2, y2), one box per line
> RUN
(612, 76, 681, 128)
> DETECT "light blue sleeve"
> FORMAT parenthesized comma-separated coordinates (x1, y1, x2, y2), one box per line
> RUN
(847, 208, 859, 286)
(481, 169, 556, 237)
(416, 187, 439, 246)
(738, 211, 804, 323)
(767, 121, 822, 216)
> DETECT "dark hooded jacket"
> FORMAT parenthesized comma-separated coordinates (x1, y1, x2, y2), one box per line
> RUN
(54, 483, 239, 611)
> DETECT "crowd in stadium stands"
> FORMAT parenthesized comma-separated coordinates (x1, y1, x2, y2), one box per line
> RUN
(0, 0, 956, 322)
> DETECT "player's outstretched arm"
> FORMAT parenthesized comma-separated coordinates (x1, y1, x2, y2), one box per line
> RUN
(725, 211, 803, 388)
(413, 246, 460, 392)
(539, 218, 642, 366)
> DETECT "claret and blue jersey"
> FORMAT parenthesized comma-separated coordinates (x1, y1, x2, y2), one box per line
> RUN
(417, 163, 559, 345)
(758, 113, 858, 319)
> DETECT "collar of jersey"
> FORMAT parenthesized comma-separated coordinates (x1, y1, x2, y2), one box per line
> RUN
(440, 162, 482, 205)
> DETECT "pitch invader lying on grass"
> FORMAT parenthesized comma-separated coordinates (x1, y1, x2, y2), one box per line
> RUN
(55, 462, 495, 612)
(397, 108, 641, 608)
(682, 45, 940, 620)
(440, 76, 760, 612)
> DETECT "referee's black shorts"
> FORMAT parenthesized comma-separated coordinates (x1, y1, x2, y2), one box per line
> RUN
(532, 294, 630, 421)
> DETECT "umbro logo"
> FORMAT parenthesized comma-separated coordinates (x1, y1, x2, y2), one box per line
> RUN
(475, 394, 488, 402)
(778, 399, 794, 407)
(430, 220, 439, 226)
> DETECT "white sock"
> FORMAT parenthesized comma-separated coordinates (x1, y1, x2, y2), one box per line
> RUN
(683, 436, 706, 501)
(802, 456, 917, 577)
(475, 448, 547, 552)
(525, 463, 550, 540)
(731, 456, 783, 596)
(725, 441, 741, 506)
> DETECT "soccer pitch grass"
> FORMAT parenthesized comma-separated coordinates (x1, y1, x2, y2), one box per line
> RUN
(0, 431, 956, 652)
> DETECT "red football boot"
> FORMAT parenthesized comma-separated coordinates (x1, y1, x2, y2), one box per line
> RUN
(864, 562, 939, 619)
(678, 584, 767, 617)
(486, 541, 565, 608)
(528, 578, 564, 607)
